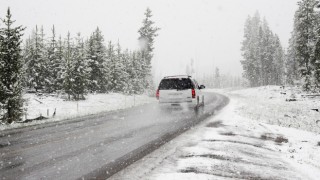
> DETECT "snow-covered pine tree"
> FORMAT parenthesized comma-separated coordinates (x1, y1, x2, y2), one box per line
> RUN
(260, 19, 275, 85)
(122, 49, 132, 94)
(25, 26, 47, 92)
(258, 24, 265, 85)
(116, 41, 128, 93)
(46, 25, 59, 93)
(286, 33, 300, 85)
(130, 51, 144, 94)
(94, 28, 109, 93)
(106, 41, 117, 92)
(241, 13, 261, 87)
(313, 24, 320, 91)
(55, 35, 65, 92)
(22, 36, 32, 88)
(312, 4, 320, 91)
(293, 0, 317, 91)
(63, 32, 73, 100)
(114, 41, 129, 92)
(273, 35, 285, 85)
(71, 33, 88, 100)
(0, 8, 25, 123)
(138, 8, 160, 92)
(86, 27, 109, 93)
(86, 35, 96, 92)
(39, 26, 51, 91)
(0, 17, 4, 120)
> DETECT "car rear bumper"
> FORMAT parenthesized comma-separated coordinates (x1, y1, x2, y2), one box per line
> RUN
(159, 97, 194, 103)
(158, 99, 198, 107)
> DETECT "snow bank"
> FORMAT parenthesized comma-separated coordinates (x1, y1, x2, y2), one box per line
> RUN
(0, 93, 155, 131)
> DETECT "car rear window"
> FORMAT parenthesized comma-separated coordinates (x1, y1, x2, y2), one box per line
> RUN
(159, 78, 194, 90)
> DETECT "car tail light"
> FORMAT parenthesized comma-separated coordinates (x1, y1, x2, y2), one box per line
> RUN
(156, 89, 159, 100)
(192, 89, 196, 98)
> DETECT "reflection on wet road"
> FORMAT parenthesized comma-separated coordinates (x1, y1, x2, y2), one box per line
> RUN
(0, 92, 228, 179)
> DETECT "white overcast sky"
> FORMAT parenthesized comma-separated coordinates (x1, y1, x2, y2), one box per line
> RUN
(1, 0, 299, 80)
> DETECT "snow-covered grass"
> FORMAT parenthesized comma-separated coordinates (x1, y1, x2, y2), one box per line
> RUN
(110, 88, 320, 180)
(0, 93, 155, 131)
(226, 86, 320, 133)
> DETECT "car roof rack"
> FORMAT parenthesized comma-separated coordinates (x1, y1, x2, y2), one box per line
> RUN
(164, 75, 192, 79)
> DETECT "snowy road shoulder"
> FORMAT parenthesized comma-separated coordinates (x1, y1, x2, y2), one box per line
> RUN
(110, 97, 320, 180)
(0, 93, 155, 131)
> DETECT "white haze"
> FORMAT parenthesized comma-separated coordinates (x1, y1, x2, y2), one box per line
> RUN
(1, 0, 299, 81)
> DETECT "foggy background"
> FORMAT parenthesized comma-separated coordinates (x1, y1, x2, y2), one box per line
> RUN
(0, 0, 299, 81)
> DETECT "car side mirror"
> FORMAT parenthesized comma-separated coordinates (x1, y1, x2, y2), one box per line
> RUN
(199, 85, 205, 89)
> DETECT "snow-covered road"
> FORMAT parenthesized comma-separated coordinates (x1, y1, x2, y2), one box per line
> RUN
(0, 92, 228, 179)
(111, 89, 320, 180)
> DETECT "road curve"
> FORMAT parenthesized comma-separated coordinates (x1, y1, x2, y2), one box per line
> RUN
(0, 92, 229, 179)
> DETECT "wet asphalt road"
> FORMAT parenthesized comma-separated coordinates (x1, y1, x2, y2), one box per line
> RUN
(0, 92, 229, 180)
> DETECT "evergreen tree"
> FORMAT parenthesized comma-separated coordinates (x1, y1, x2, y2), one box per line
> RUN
(0, 8, 25, 123)
(313, 25, 320, 90)
(293, 0, 317, 91)
(0, 17, 4, 119)
(106, 41, 117, 91)
(131, 51, 144, 94)
(63, 32, 73, 100)
(25, 26, 47, 91)
(122, 49, 132, 93)
(286, 34, 300, 85)
(312, 2, 320, 91)
(113, 41, 128, 92)
(273, 35, 285, 85)
(87, 27, 109, 93)
(22, 36, 32, 88)
(71, 33, 88, 100)
(39, 26, 50, 91)
(46, 25, 59, 93)
(55, 35, 65, 91)
(241, 13, 261, 87)
(138, 8, 160, 91)
(260, 19, 274, 85)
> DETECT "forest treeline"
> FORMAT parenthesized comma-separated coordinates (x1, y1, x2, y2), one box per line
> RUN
(241, 13, 285, 87)
(0, 8, 159, 123)
(23, 8, 159, 99)
(241, 0, 320, 92)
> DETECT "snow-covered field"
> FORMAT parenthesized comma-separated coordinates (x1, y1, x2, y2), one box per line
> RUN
(110, 87, 320, 180)
(0, 93, 155, 130)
